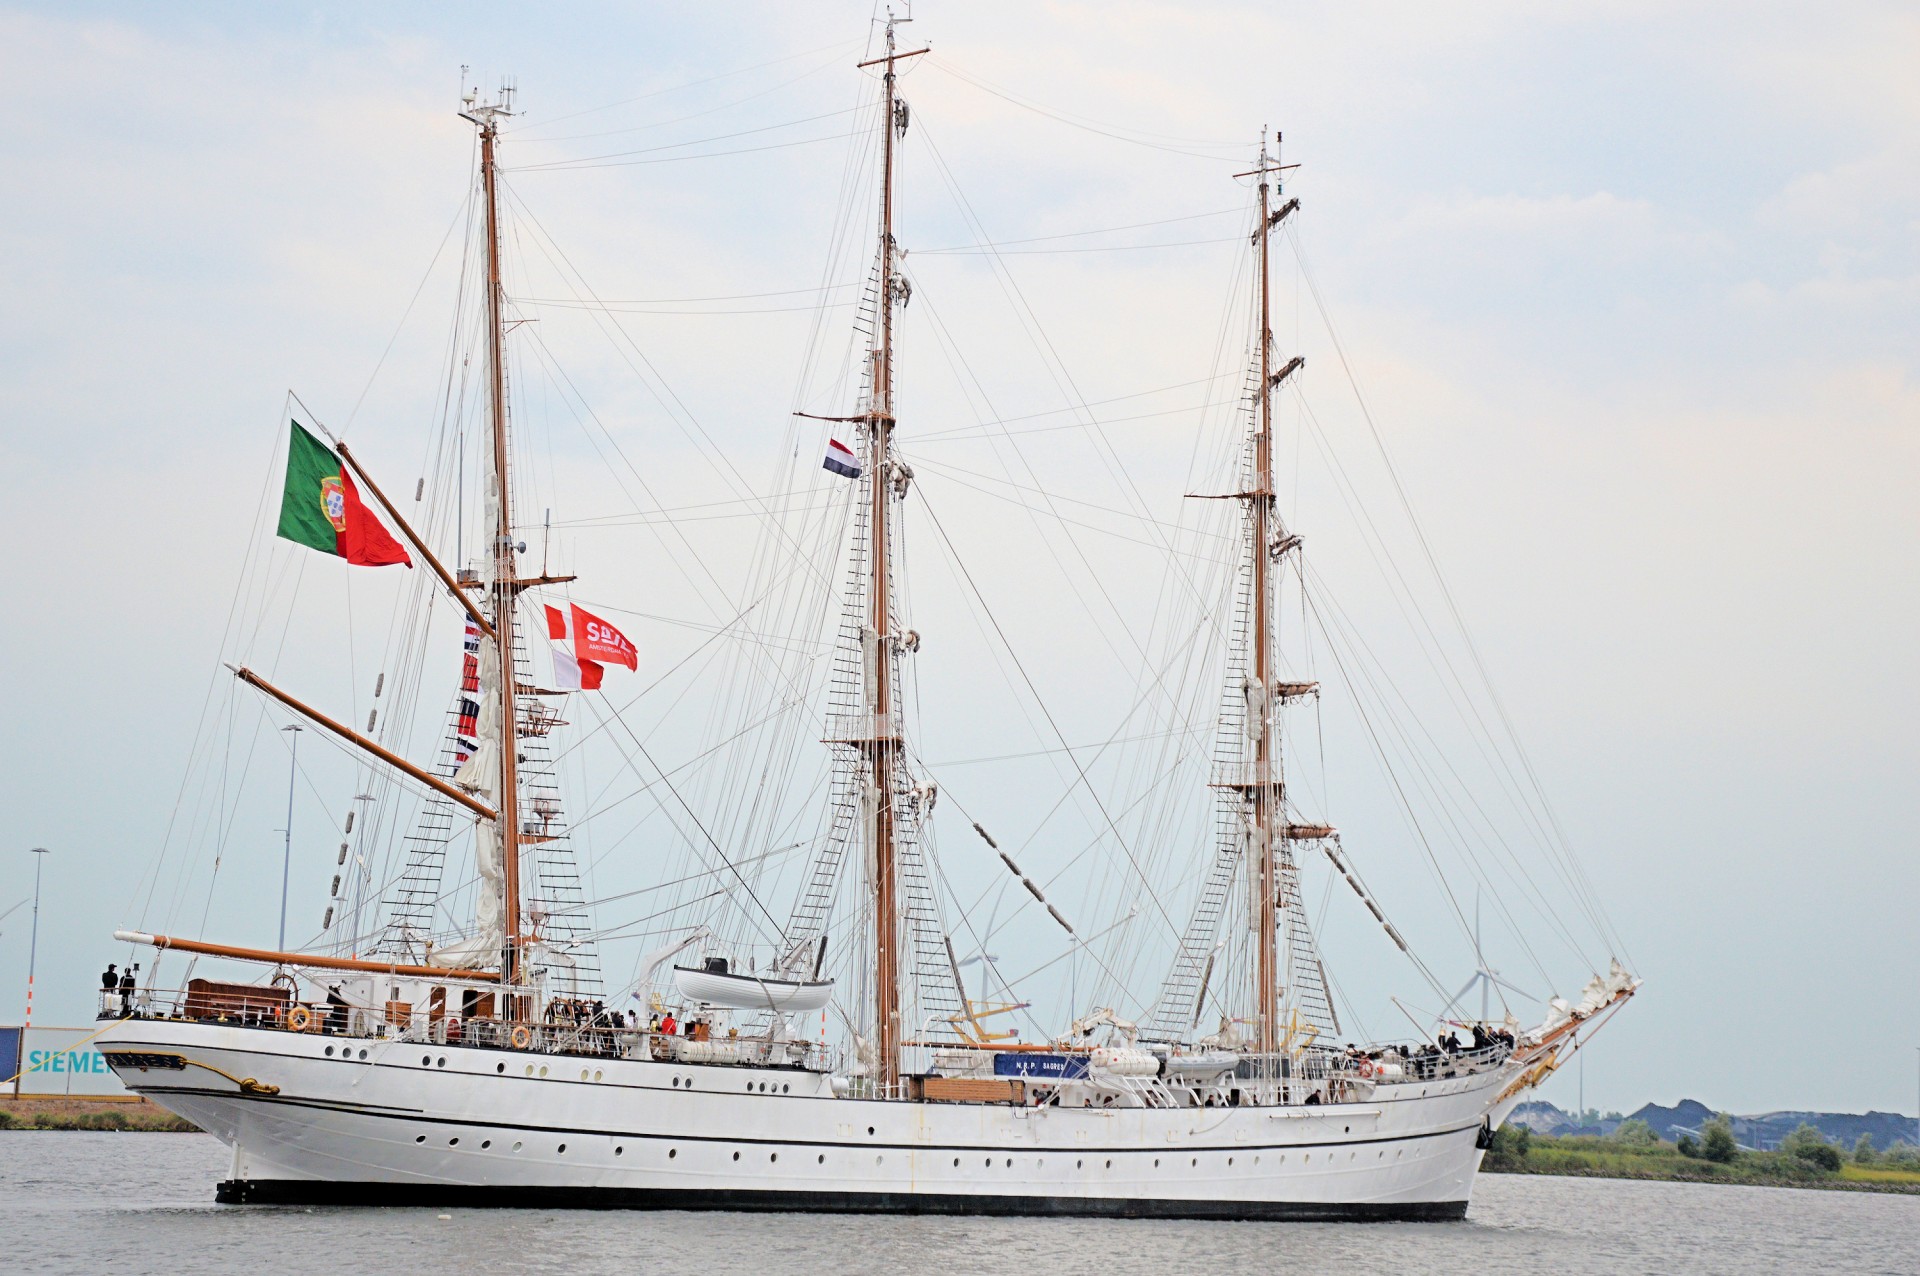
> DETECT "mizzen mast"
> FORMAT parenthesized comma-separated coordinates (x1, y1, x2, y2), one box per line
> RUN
(1242, 133, 1302, 1053)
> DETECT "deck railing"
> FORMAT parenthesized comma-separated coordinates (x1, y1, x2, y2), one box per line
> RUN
(98, 987, 835, 1072)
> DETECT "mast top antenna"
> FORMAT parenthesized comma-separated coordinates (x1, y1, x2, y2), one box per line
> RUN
(460, 78, 516, 128)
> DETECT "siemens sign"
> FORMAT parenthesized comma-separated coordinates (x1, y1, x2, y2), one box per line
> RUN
(8, 1027, 133, 1098)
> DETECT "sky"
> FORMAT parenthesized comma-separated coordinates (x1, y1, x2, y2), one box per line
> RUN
(0, 2, 1916, 1120)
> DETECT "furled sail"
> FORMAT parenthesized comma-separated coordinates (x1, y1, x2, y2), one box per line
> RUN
(436, 589, 507, 967)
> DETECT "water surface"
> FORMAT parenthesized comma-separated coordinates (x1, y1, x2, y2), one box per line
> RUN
(5, 1133, 1915, 1275)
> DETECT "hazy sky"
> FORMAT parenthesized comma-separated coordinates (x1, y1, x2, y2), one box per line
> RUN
(1, 2, 1916, 1120)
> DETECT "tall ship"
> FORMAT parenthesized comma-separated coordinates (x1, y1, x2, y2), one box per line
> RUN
(96, 23, 1635, 1218)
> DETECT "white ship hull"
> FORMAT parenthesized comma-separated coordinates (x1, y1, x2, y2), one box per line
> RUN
(97, 1018, 1529, 1219)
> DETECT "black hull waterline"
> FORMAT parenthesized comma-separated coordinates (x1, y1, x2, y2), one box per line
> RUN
(214, 1178, 1471, 1221)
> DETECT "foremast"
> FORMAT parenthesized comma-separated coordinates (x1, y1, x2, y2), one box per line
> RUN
(462, 86, 525, 1003)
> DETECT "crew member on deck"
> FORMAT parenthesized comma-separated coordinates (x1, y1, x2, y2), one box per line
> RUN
(118, 965, 138, 1016)
(325, 985, 350, 1034)
(101, 964, 118, 1010)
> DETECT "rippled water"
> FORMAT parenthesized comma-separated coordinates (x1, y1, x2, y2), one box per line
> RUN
(5, 1132, 1918, 1275)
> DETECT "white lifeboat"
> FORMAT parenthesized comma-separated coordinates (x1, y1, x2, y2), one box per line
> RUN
(672, 961, 834, 1013)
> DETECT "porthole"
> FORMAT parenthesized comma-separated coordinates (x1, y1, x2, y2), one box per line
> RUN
(558, 1144, 567, 1154)
(817, 1154, 826, 1164)
(1076, 1159, 1083, 1169)
(594, 1070, 603, 1082)
(581, 1069, 590, 1081)
(1105, 1160, 1112, 1169)
(1153, 1158, 1160, 1168)
(782, 1084, 790, 1094)
(325, 1046, 335, 1057)
(669, 1149, 678, 1159)
(525, 1065, 534, 1076)
(414, 1134, 426, 1144)
(742, 1082, 750, 1092)
(449, 1137, 460, 1147)
(770, 1152, 778, 1163)
(359, 1049, 368, 1059)
(422, 1055, 432, 1066)
(538, 1066, 548, 1078)
(496, 1063, 505, 1074)
(615, 1147, 624, 1157)
(1190, 1157, 1197, 1167)
(876, 1156, 884, 1166)
(732, 1151, 741, 1162)
(984, 1157, 992, 1167)
(481, 1140, 492, 1149)
(437, 1057, 447, 1068)
(1005, 1158, 1012, 1168)
(1227, 1157, 1234, 1166)
(512, 1141, 523, 1152)
(1344, 1125, 1350, 1133)
(867, 1126, 875, 1136)
(954, 1158, 961, 1167)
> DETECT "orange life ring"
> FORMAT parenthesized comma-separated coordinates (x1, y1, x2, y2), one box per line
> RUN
(287, 1005, 313, 1033)
(510, 1025, 533, 1050)
(1357, 1058, 1376, 1079)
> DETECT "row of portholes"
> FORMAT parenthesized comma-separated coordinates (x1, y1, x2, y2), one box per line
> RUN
(416, 1134, 521, 1153)
(322, 1046, 368, 1060)
(407, 1137, 1405, 1169)
(745, 1081, 792, 1094)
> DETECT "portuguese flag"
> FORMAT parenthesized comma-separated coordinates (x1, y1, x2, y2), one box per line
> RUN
(275, 421, 412, 568)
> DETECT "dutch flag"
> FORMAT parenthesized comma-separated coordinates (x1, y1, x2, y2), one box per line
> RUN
(823, 438, 861, 479)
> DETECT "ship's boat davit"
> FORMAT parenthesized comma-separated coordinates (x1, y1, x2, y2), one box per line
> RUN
(673, 963, 834, 1013)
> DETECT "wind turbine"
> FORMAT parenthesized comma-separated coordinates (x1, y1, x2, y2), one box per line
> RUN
(1448, 894, 1537, 1024)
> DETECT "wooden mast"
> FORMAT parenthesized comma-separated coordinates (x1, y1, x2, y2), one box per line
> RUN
(1251, 132, 1279, 1055)
(848, 21, 927, 1090)
(866, 19, 905, 1092)
(465, 86, 523, 998)
(1239, 135, 1301, 1055)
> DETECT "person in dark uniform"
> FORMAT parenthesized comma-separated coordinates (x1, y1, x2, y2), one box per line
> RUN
(118, 965, 138, 1016)
(325, 985, 350, 1034)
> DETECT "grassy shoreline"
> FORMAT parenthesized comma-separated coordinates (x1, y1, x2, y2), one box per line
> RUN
(1485, 1129, 1920, 1195)
(0, 1097, 200, 1132)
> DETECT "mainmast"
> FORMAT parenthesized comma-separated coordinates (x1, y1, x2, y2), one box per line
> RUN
(464, 84, 524, 997)
(856, 18, 924, 1092)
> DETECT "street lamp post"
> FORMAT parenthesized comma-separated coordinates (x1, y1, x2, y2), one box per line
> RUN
(17, 846, 49, 1098)
(279, 725, 303, 951)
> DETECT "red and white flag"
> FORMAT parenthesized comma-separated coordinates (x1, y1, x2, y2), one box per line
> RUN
(823, 437, 861, 479)
(545, 602, 637, 691)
